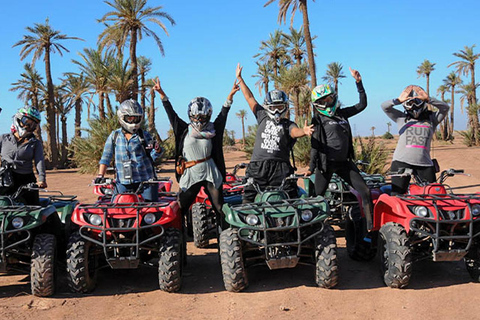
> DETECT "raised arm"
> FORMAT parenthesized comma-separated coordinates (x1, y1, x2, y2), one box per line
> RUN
(236, 63, 260, 113)
(153, 77, 186, 129)
(290, 119, 314, 138)
(341, 68, 368, 118)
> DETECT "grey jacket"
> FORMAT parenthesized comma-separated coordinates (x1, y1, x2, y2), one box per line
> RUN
(0, 133, 46, 182)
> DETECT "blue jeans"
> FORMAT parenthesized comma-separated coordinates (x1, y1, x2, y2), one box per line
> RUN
(115, 182, 159, 202)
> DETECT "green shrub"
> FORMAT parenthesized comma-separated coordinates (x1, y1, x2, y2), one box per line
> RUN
(382, 132, 394, 139)
(354, 136, 389, 174)
(459, 129, 475, 147)
(160, 128, 175, 159)
(244, 124, 257, 158)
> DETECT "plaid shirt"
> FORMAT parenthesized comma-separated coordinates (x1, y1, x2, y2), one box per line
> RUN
(99, 129, 159, 184)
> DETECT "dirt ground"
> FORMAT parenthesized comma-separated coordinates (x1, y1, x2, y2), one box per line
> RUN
(1, 139, 480, 320)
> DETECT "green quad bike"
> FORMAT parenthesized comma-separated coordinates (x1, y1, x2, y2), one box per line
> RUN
(219, 175, 338, 292)
(0, 183, 78, 296)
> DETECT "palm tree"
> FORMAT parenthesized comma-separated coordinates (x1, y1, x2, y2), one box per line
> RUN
(416, 59, 436, 96)
(265, 0, 317, 88)
(274, 63, 310, 121)
(386, 122, 392, 133)
(448, 45, 480, 144)
(322, 62, 346, 94)
(282, 26, 306, 65)
(443, 72, 462, 137)
(98, 0, 175, 99)
(437, 84, 450, 140)
(13, 18, 83, 168)
(145, 78, 159, 138)
(62, 74, 91, 139)
(72, 47, 115, 119)
(10, 63, 46, 143)
(253, 62, 271, 96)
(138, 56, 152, 109)
(255, 30, 290, 81)
(458, 83, 480, 144)
(236, 109, 248, 148)
(108, 56, 134, 103)
(371, 126, 376, 137)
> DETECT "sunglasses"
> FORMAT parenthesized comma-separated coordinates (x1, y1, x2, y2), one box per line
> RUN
(124, 116, 142, 124)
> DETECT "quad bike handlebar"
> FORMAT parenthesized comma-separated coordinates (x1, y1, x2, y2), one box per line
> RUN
(388, 168, 470, 185)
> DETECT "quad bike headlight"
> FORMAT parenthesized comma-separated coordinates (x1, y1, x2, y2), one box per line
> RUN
(413, 206, 429, 218)
(245, 214, 259, 226)
(301, 209, 314, 222)
(12, 217, 24, 229)
(471, 204, 480, 217)
(328, 183, 338, 190)
(144, 213, 156, 225)
(89, 214, 102, 226)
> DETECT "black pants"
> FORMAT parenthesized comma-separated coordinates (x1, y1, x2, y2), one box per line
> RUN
(0, 171, 39, 205)
(315, 160, 372, 226)
(243, 160, 297, 203)
(390, 160, 436, 195)
(177, 180, 224, 218)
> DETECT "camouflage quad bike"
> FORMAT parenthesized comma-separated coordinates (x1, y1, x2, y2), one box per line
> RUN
(188, 163, 246, 248)
(219, 175, 337, 292)
(0, 184, 78, 296)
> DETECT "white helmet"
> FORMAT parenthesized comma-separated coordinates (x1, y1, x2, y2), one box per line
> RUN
(12, 106, 41, 138)
(188, 97, 213, 131)
(117, 99, 144, 133)
(264, 90, 289, 123)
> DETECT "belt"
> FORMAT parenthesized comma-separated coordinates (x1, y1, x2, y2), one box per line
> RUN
(184, 156, 212, 168)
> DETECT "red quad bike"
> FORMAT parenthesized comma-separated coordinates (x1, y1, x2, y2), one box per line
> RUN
(187, 163, 247, 248)
(93, 176, 173, 199)
(370, 168, 480, 288)
(66, 179, 184, 293)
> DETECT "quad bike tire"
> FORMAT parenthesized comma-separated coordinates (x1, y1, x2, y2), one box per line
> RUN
(465, 244, 480, 282)
(219, 228, 248, 292)
(66, 232, 98, 293)
(158, 228, 183, 292)
(31, 233, 57, 297)
(379, 222, 412, 288)
(345, 215, 377, 261)
(192, 202, 210, 248)
(315, 224, 339, 288)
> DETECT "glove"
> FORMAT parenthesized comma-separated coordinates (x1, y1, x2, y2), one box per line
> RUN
(94, 175, 106, 184)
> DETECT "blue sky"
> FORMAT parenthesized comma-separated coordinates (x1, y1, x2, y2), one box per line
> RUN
(0, 0, 478, 139)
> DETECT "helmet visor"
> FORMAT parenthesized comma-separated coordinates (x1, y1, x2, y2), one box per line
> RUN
(19, 116, 38, 131)
(190, 114, 210, 123)
(315, 94, 335, 107)
(124, 115, 142, 124)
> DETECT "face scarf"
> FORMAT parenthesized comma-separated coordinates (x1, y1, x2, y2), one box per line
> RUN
(189, 122, 216, 139)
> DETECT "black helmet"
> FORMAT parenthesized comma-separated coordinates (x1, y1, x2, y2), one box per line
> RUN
(263, 90, 288, 123)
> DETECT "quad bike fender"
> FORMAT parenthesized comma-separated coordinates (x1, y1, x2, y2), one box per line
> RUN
(373, 194, 411, 232)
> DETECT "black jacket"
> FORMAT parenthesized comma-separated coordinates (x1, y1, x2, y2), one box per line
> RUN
(162, 99, 230, 182)
(310, 81, 367, 172)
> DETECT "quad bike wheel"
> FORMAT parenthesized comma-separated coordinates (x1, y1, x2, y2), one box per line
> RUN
(192, 202, 210, 248)
(158, 228, 183, 292)
(30, 233, 57, 297)
(219, 228, 248, 292)
(66, 232, 98, 293)
(465, 244, 480, 282)
(379, 222, 412, 288)
(314, 224, 339, 288)
(345, 212, 377, 261)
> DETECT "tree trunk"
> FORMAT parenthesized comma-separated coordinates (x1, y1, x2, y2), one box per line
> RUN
(130, 28, 138, 100)
(300, 0, 317, 88)
(105, 94, 114, 118)
(141, 73, 146, 110)
(470, 66, 479, 145)
(75, 98, 82, 138)
(264, 81, 269, 96)
(98, 92, 105, 120)
(449, 89, 455, 137)
(241, 117, 245, 148)
(44, 50, 59, 168)
(149, 89, 158, 139)
(61, 114, 68, 168)
(426, 74, 430, 96)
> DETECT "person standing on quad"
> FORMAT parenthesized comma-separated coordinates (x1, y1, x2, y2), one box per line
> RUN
(153, 77, 240, 222)
(381, 85, 449, 195)
(309, 68, 373, 230)
(235, 63, 314, 203)
(97, 99, 162, 201)
(0, 106, 46, 205)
